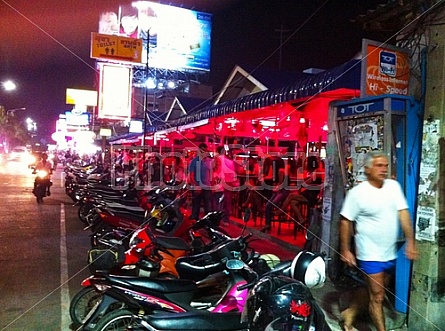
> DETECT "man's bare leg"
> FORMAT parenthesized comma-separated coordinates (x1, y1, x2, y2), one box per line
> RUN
(367, 271, 387, 331)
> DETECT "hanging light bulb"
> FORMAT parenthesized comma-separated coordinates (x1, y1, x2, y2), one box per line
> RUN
(322, 124, 328, 131)
(299, 117, 306, 124)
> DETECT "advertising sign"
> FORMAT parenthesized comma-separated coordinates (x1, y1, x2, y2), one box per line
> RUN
(129, 120, 144, 133)
(65, 111, 90, 126)
(98, 1, 212, 72)
(360, 39, 410, 97)
(66, 88, 98, 106)
(98, 64, 133, 120)
(91, 33, 143, 63)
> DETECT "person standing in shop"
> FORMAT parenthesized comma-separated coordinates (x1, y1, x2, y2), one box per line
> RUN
(339, 151, 418, 331)
(214, 146, 245, 226)
(261, 156, 289, 233)
(188, 143, 213, 221)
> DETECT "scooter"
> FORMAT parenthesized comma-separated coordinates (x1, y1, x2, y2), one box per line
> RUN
(84, 186, 195, 240)
(33, 169, 52, 204)
(72, 232, 259, 331)
(70, 211, 231, 327)
(87, 211, 230, 277)
(81, 250, 329, 331)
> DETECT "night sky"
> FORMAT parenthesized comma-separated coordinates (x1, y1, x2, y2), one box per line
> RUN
(0, 0, 389, 141)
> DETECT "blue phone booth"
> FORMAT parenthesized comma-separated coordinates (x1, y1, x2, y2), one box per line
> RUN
(333, 94, 422, 313)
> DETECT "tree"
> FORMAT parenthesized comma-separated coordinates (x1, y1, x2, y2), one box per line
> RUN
(0, 106, 30, 151)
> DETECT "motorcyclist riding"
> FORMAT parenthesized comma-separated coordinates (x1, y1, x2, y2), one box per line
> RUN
(33, 153, 53, 196)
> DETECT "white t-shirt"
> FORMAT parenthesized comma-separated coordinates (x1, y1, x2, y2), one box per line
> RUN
(340, 179, 408, 262)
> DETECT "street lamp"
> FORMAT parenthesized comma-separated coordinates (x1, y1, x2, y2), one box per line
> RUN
(1, 80, 17, 92)
(6, 107, 26, 116)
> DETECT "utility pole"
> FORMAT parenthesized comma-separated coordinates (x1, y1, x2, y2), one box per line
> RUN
(408, 13, 445, 330)
(274, 24, 290, 70)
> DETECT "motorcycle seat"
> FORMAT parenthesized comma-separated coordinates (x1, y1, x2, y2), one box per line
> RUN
(102, 200, 143, 209)
(143, 311, 246, 330)
(105, 209, 146, 222)
(105, 274, 197, 293)
(153, 235, 191, 251)
(88, 187, 123, 195)
(175, 253, 226, 281)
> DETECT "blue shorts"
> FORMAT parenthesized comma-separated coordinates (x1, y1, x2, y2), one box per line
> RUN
(357, 259, 396, 275)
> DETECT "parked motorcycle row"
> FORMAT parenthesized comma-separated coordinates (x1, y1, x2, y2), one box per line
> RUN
(64, 164, 332, 331)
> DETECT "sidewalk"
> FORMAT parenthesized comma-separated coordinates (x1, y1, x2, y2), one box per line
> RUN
(225, 216, 408, 331)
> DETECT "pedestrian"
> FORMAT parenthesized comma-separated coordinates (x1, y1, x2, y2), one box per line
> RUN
(338, 151, 418, 331)
(218, 147, 245, 226)
(188, 143, 213, 221)
(211, 146, 225, 218)
(261, 155, 289, 233)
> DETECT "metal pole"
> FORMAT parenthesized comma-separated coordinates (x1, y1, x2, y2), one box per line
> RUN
(142, 33, 150, 147)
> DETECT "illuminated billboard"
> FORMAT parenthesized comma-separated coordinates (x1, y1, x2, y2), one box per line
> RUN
(129, 120, 144, 133)
(66, 88, 98, 106)
(98, 1, 212, 72)
(65, 111, 90, 126)
(98, 64, 133, 120)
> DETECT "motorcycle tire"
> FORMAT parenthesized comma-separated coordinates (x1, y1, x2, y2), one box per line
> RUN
(69, 286, 102, 328)
(35, 185, 46, 204)
(92, 309, 134, 331)
(82, 210, 101, 230)
(78, 203, 95, 224)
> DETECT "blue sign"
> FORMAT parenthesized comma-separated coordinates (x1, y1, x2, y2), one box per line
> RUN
(337, 97, 407, 118)
(379, 50, 396, 77)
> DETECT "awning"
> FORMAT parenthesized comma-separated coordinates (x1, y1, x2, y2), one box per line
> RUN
(155, 59, 361, 131)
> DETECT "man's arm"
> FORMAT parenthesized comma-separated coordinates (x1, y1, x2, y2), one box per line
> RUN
(188, 159, 197, 186)
(339, 216, 356, 267)
(399, 209, 419, 261)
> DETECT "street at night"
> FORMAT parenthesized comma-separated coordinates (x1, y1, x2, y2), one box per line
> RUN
(0, 160, 89, 330)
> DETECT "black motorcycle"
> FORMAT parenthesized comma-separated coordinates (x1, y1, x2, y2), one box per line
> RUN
(33, 169, 52, 204)
(85, 250, 331, 331)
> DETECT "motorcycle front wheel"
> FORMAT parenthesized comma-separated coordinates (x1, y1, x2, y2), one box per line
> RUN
(69, 286, 102, 327)
(78, 202, 95, 224)
(92, 309, 134, 331)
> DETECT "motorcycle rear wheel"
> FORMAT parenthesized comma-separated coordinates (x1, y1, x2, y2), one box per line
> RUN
(69, 286, 102, 327)
(35, 184, 46, 203)
(92, 309, 134, 331)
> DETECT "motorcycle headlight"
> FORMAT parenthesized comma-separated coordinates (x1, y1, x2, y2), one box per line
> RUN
(36, 170, 48, 178)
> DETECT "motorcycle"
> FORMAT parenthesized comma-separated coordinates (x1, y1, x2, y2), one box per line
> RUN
(72, 231, 259, 330)
(88, 211, 230, 277)
(79, 250, 329, 331)
(33, 169, 52, 204)
(84, 186, 193, 239)
(70, 211, 231, 327)
(76, 186, 145, 226)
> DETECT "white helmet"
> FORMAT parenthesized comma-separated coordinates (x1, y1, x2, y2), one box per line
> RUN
(290, 250, 326, 289)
